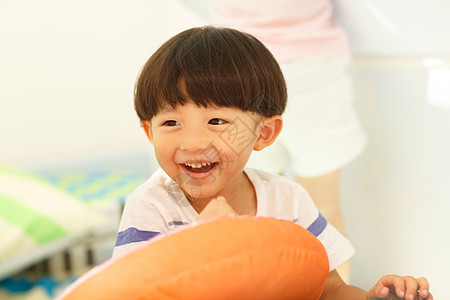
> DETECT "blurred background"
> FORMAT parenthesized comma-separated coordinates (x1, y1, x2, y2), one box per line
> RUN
(334, 0, 450, 297)
(1, 0, 449, 298)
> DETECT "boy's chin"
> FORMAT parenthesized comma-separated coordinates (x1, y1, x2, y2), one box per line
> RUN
(181, 185, 205, 200)
(179, 184, 221, 203)
(173, 172, 219, 198)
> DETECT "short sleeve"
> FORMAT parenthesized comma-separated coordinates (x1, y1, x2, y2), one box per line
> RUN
(112, 189, 169, 257)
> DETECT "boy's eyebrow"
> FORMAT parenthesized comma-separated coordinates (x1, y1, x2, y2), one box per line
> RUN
(158, 106, 178, 114)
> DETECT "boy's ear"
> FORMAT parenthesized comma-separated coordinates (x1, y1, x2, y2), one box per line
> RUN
(254, 115, 283, 151)
(141, 121, 154, 145)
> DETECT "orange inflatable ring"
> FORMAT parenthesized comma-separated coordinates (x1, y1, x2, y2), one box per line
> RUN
(57, 216, 329, 300)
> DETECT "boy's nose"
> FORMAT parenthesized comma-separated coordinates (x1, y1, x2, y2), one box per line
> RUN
(179, 127, 212, 152)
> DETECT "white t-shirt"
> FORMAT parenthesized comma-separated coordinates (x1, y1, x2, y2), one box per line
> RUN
(113, 168, 354, 271)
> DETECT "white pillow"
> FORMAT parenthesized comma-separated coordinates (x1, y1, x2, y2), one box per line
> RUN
(0, 166, 106, 278)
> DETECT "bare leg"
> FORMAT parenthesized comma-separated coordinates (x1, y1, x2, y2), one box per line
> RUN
(296, 170, 351, 283)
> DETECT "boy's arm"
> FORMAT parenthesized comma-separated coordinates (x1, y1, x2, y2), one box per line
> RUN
(320, 270, 367, 300)
(321, 270, 432, 300)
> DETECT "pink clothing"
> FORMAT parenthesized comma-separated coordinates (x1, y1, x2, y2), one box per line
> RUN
(210, 0, 350, 63)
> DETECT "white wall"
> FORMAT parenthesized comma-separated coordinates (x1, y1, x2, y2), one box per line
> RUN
(334, 0, 450, 56)
(0, 0, 206, 172)
(341, 57, 450, 299)
(334, 2, 450, 298)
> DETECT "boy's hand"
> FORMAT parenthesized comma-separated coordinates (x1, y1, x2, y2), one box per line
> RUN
(367, 275, 432, 300)
(197, 196, 238, 221)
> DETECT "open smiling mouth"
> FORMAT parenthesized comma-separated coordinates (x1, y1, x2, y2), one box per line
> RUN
(183, 162, 217, 173)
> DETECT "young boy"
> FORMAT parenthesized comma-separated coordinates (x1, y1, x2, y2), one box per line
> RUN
(113, 26, 432, 300)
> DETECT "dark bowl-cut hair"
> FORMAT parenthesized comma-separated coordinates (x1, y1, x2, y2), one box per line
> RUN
(134, 26, 287, 121)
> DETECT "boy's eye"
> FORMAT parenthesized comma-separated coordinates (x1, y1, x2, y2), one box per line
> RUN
(163, 120, 180, 126)
(209, 118, 227, 125)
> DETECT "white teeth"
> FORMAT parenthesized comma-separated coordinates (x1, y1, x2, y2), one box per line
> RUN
(185, 162, 212, 168)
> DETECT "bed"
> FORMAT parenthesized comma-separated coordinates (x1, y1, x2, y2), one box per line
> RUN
(0, 164, 148, 299)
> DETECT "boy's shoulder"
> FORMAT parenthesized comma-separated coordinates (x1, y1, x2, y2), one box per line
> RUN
(246, 167, 286, 179)
(245, 168, 308, 194)
(127, 169, 180, 202)
(131, 169, 167, 191)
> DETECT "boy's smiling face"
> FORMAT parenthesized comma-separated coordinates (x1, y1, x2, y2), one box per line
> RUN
(142, 102, 267, 203)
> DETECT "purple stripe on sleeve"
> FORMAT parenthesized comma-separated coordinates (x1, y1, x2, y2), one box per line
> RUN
(306, 212, 327, 237)
(168, 221, 189, 226)
(115, 227, 160, 247)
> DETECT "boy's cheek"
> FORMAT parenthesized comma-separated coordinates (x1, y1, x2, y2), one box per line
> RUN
(217, 126, 258, 156)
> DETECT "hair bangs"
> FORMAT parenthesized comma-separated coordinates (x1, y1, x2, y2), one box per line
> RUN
(134, 26, 287, 121)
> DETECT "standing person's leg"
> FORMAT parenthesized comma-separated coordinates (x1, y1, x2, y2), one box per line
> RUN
(296, 171, 343, 234)
(296, 170, 351, 283)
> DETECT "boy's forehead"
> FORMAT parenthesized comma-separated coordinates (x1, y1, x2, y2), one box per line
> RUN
(157, 104, 178, 114)
(157, 102, 219, 113)
(155, 103, 263, 125)
(155, 102, 261, 119)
